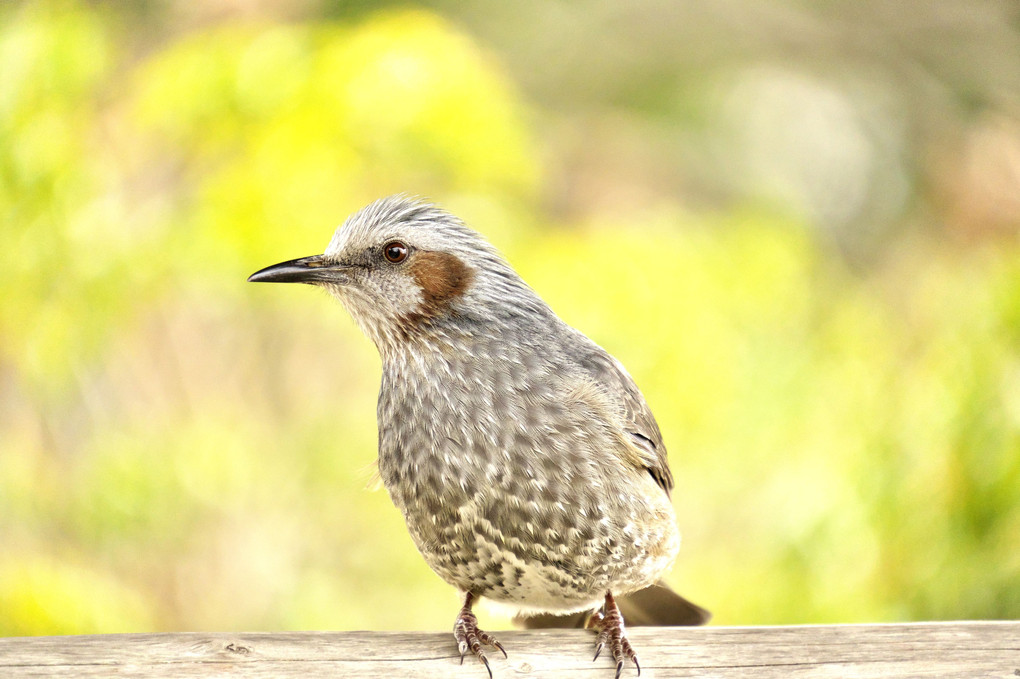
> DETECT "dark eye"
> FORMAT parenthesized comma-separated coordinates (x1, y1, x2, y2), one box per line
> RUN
(383, 241, 408, 263)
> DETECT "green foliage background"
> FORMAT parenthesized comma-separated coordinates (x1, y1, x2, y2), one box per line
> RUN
(1, 1, 1018, 634)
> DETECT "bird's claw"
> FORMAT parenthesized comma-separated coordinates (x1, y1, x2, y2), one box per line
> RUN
(588, 594, 640, 678)
(454, 606, 506, 678)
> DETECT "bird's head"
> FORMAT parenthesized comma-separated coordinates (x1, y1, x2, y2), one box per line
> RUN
(249, 196, 537, 353)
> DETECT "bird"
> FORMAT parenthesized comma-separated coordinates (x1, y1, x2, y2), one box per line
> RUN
(248, 196, 709, 677)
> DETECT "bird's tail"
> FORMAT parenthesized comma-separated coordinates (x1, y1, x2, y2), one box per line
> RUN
(513, 581, 711, 628)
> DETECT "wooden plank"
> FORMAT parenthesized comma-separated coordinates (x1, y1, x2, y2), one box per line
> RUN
(0, 623, 1017, 678)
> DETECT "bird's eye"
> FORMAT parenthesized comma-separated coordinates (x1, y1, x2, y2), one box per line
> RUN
(383, 241, 408, 263)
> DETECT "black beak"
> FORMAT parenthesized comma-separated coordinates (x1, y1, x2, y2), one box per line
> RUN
(247, 255, 352, 284)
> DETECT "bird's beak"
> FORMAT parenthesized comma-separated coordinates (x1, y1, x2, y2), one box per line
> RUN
(247, 255, 353, 285)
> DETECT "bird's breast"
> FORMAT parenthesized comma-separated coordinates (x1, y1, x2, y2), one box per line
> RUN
(374, 345, 678, 599)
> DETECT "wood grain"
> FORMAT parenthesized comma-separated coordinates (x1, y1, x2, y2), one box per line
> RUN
(1, 623, 1017, 678)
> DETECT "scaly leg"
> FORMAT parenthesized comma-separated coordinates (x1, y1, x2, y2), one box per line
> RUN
(587, 591, 640, 678)
(453, 592, 507, 678)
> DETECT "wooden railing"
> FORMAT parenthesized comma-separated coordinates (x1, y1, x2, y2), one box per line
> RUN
(2, 622, 1017, 677)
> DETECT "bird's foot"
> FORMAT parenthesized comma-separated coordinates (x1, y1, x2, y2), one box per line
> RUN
(454, 593, 506, 678)
(587, 591, 640, 679)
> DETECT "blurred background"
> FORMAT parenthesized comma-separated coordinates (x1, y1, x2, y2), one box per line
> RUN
(2, 0, 1019, 635)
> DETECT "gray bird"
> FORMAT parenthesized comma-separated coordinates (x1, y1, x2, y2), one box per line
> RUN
(249, 196, 708, 678)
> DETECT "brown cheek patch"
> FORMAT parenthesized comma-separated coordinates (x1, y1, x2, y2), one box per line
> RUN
(405, 251, 474, 323)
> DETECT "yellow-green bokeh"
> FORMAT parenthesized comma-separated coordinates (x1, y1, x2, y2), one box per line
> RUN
(1, 1, 1018, 635)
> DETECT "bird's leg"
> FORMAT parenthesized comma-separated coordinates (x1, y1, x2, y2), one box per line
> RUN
(587, 591, 640, 678)
(453, 592, 506, 678)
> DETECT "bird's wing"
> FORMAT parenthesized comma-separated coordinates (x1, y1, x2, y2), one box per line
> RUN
(570, 341, 675, 496)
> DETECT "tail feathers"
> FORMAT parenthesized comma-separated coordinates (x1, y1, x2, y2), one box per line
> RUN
(615, 581, 712, 626)
(513, 581, 711, 629)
